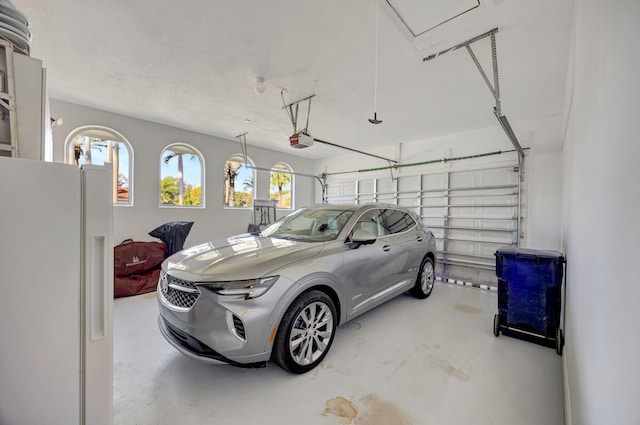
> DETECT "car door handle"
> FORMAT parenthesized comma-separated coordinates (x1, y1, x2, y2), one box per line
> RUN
(382, 245, 392, 252)
(417, 236, 423, 242)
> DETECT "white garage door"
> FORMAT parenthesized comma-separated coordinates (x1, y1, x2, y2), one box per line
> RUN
(324, 163, 524, 289)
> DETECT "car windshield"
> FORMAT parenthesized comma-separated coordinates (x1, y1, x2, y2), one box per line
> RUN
(261, 207, 355, 242)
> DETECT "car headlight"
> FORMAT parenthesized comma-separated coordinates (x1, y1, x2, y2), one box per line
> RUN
(198, 276, 279, 299)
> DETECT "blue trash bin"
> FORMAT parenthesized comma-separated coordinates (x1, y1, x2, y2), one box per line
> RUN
(493, 247, 566, 354)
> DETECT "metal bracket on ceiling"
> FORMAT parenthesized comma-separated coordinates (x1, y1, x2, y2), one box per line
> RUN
(422, 27, 524, 162)
(235, 132, 249, 164)
(281, 93, 315, 135)
(465, 29, 501, 116)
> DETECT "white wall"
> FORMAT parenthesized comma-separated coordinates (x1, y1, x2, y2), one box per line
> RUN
(527, 147, 563, 249)
(561, 1, 640, 424)
(50, 100, 316, 247)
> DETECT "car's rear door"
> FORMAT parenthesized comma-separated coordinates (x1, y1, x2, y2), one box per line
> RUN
(380, 208, 424, 281)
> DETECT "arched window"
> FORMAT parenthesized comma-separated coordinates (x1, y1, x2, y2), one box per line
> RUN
(160, 143, 204, 207)
(224, 154, 254, 208)
(270, 162, 294, 209)
(65, 126, 133, 206)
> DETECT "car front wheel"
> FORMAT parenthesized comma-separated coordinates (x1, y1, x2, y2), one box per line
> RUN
(272, 290, 337, 374)
(410, 256, 435, 299)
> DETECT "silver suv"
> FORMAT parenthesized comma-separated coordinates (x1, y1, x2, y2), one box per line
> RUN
(157, 203, 436, 373)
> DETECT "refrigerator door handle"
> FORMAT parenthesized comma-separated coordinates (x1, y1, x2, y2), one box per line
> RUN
(90, 235, 106, 341)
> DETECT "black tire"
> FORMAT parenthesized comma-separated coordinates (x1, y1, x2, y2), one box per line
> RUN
(493, 314, 501, 337)
(556, 328, 564, 355)
(409, 256, 435, 299)
(272, 290, 337, 374)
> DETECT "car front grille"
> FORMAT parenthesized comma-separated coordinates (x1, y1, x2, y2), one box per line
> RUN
(159, 271, 200, 310)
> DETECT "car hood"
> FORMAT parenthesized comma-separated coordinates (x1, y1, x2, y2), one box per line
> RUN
(163, 234, 324, 281)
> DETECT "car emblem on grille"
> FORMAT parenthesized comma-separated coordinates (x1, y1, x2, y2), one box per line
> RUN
(159, 271, 200, 311)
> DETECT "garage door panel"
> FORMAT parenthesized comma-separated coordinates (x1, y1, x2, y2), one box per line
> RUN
(448, 206, 515, 218)
(434, 238, 446, 253)
(449, 167, 517, 188)
(376, 178, 395, 193)
(448, 217, 514, 229)
(377, 194, 396, 203)
(397, 198, 419, 209)
(397, 175, 421, 192)
(323, 161, 523, 288)
(358, 180, 374, 194)
(326, 182, 356, 204)
(421, 173, 448, 190)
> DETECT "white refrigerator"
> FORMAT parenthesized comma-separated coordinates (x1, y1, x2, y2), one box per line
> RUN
(0, 157, 113, 425)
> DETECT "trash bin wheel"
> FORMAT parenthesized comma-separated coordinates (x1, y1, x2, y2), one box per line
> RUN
(493, 314, 501, 337)
(556, 328, 564, 355)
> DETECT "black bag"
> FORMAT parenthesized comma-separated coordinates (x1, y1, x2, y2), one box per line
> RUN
(148, 221, 194, 256)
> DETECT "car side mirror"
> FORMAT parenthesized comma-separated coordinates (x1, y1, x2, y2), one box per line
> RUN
(349, 229, 377, 249)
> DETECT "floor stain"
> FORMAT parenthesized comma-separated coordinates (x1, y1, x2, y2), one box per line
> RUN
(323, 396, 358, 424)
(425, 354, 471, 382)
(454, 303, 481, 314)
(355, 394, 413, 425)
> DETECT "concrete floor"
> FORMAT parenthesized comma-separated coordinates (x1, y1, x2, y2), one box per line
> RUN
(113, 283, 564, 425)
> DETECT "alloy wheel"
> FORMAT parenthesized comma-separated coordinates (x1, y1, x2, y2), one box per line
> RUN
(421, 260, 435, 293)
(288, 301, 334, 366)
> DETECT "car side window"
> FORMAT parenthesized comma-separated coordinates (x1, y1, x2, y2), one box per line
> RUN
(381, 209, 416, 234)
(352, 209, 386, 237)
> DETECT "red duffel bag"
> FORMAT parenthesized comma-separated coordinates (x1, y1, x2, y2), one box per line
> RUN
(114, 239, 167, 277)
(114, 269, 162, 298)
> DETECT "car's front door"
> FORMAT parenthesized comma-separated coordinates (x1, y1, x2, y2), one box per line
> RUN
(341, 209, 406, 319)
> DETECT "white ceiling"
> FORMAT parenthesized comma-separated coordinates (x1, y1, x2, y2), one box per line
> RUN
(13, 0, 573, 159)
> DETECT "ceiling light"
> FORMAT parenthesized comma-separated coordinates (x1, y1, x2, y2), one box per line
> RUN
(254, 77, 265, 94)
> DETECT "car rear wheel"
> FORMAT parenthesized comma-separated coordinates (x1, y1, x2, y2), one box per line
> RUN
(272, 290, 337, 374)
(409, 256, 435, 299)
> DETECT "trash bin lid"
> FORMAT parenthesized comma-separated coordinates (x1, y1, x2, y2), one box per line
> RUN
(494, 247, 565, 263)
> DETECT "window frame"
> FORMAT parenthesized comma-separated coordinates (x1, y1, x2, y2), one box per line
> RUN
(159, 143, 205, 208)
(64, 125, 134, 207)
(223, 153, 255, 209)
